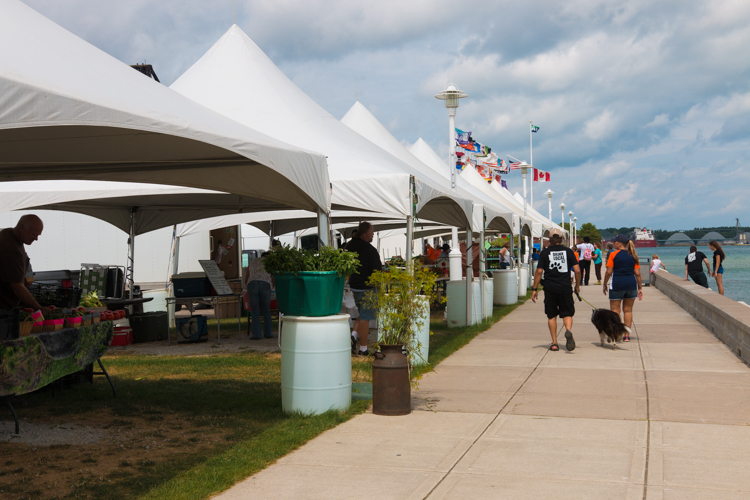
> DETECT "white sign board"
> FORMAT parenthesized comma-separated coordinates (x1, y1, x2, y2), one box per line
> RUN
(198, 260, 234, 296)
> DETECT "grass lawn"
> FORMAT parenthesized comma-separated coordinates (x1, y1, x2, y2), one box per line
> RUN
(0, 293, 529, 499)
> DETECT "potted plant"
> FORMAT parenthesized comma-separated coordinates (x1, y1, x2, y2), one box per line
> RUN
(263, 245, 359, 317)
(365, 265, 439, 416)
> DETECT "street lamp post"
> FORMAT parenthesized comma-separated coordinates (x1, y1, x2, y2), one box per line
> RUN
(560, 203, 565, 227)
(546, 189, 554, 221)
(435, 83, 468, 191)
(519, 161, 531, 217)
(568, 211, 573, 245)
(573, 216, 578, 246)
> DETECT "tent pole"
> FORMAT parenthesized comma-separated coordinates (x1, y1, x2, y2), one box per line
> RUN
(168, 231, 180, 328)
(480, 210, 486, 321)
(466, 225, 473, 326)
(128, 209, 136, 300)
(317, 208, 330, 247)
(268, 221, 274, 250)
(405, 176, 415, 268)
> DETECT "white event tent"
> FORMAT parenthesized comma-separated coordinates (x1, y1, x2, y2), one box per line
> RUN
(0, 1, 337, 292)
(0, 1, 331, 215)
(169, 25, 479, 239)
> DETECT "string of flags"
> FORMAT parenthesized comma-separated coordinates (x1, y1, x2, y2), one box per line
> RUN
(454, 124, 550, 189)
(455, 128, 508, 184)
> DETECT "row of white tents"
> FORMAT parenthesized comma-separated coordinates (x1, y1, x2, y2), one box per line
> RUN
(0, 0, 564, 324)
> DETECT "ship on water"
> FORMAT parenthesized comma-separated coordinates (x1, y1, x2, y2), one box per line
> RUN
(631, 228, 658, 248)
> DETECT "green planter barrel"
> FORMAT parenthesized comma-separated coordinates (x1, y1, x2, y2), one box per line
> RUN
(274, 272, 345, 317)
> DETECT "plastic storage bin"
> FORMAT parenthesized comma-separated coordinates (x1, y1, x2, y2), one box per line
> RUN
(111, 326, 134, 346)
(172, 273, 210, 298)
(129, 311, 168, 343)
(274, 272, 345, 317)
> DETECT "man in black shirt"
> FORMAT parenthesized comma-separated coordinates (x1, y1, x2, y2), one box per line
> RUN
(531, 233, 581, 351)
(684, 245, 710, 288)
(344, 222, 382, 355)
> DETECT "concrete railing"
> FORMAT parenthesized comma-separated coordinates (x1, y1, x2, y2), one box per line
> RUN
(653, 271, 750, 365)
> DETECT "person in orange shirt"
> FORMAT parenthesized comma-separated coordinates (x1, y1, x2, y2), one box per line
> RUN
(602, 234, 643, 341)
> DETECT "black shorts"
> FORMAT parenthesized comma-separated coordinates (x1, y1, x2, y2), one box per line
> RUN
(544, 290, 575, 319)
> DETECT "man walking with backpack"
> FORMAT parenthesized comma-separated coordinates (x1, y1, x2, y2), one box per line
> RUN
(576, 236, 595, 286)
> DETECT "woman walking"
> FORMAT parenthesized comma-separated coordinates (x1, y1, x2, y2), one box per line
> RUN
(602, 234, 643, 342)
(593, 241, 603, 285)
(244, 252, 274, 340)
(708, 241, 726, 295)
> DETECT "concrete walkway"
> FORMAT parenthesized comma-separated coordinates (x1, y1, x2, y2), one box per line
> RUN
(216, 286, 750, 499)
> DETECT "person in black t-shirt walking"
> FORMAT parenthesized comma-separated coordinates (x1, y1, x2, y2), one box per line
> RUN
(684, 245, 710, 288)
(531, 233, 581, 352)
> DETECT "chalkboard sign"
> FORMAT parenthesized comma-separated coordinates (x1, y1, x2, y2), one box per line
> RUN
(199, 260, 234, 296)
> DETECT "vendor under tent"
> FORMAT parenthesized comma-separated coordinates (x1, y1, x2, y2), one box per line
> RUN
(169, 24, 478, 246)
(0, 1, 332, 232)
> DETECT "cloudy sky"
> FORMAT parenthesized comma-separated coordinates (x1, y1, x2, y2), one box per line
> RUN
(23, 0, 750, 231)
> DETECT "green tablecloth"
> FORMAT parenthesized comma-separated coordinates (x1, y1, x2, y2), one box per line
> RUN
(0, 322, 113, 397)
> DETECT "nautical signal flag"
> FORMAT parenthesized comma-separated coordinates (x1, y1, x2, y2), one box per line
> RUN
(531, 125, 540, 133)
(533, 168, 550, 182)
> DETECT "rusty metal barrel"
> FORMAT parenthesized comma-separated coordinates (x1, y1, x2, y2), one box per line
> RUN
(371, 344, 411, 416)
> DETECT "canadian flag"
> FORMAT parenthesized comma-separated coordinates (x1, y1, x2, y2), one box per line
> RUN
(533, 168, 550, 182)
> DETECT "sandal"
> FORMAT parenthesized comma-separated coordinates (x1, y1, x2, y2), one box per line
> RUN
(624, 335, 630, 342)
(550, 343, 559, 351)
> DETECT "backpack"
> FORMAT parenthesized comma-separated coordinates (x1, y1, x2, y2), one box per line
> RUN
(583, 245, 593, 261)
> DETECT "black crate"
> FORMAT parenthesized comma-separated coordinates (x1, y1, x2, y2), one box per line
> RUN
(29, 284, 82, 308)
(130, 312, 168, 343)
(0, 308, 20, 341)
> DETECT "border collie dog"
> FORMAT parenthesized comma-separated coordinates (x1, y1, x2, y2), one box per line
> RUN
(590, 309, 630, 350)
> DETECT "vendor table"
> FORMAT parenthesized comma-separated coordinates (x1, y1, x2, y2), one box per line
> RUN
(0, 322, 115, 434)
(165, 294, 242, 346)
(100, 297, 153, 310)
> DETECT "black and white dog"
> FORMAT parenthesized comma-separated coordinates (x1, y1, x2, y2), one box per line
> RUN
(590, 309, 630, 350)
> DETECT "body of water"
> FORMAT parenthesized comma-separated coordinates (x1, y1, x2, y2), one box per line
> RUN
(646, 245, 750, 304)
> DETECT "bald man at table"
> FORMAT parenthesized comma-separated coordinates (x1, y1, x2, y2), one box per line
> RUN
(0, 215, 51, 315)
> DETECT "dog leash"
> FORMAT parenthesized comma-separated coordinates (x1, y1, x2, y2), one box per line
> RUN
(575, 292, 597, 310)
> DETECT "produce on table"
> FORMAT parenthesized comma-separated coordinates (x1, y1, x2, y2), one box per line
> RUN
(80, 291, 104, 308)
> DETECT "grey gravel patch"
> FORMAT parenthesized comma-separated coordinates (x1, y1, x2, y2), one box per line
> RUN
(0, 421, 107, 445)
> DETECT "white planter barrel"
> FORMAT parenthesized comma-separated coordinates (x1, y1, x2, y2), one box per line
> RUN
(413, 296, 430, 365)
(446, 279, 481, 327)
(492, 270, 518, 305)
(281, 314, 351, 414)
(483, 277, 494, 318)
(518, 265, 529, 297)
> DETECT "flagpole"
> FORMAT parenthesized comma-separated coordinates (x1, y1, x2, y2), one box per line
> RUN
(530, 121, 533, 211)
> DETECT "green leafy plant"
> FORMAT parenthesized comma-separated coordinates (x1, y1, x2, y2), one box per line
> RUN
(262, 245, 359, 276)
(365, 265, 440, 370)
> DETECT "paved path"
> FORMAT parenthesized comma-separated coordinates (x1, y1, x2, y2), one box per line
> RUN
(216, 287, 750, 499)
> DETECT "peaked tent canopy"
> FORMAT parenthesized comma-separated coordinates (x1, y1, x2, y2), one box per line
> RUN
(340, 101, 513, 233)
(0, 0, 331, 214)
(170, 24, 474, 228)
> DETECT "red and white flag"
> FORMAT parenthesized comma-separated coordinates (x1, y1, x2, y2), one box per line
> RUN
(533, 168, 550, 182)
